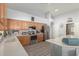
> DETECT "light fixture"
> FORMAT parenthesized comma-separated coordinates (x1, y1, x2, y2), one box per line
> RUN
(55, 9, 59, 12)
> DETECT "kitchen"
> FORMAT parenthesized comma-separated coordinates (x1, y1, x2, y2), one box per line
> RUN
(0, 3, 50, 56)
(2, 3, 79, 56)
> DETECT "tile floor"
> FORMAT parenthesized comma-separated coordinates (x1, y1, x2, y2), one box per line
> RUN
(24, 42, 51, 56)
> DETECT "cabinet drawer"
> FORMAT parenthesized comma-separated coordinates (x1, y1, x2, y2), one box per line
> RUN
(17, 36, 31, 46)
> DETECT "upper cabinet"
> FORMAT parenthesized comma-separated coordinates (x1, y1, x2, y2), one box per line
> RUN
(0, 3, 7, 30)
(0, 3, 45, 30)
(7, 18, 44, 30)
(8, 19, 21, 30)
(0, 3, 7, 18)
(35, 23, 43, 30)
(8, 19, 29, 30)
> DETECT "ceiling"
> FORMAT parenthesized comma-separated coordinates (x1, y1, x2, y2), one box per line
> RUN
(8, 3, 79, 18)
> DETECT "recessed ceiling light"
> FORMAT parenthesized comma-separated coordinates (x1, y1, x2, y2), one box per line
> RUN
(55, 9, 59, 12)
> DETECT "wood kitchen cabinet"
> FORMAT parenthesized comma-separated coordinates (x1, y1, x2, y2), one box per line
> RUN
(0, 3, 44, 31)
(35, 23, 43, 30)
(17, 36, 31, 46)
(27, 21, 43, 30)
(7, 18, 44, 31)
(8, 19, 16, 30)
(8, 19, 29, 30)
(15, 20, 22, 30)
(37, 33, 44, 43)
(21, 21, 28, 30)
(0, 3, 7, 18)
(0, 3, 7, 30)
(8, 19, 22, 30)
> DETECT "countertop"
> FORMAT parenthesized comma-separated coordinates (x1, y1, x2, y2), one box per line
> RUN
(0, 35, 28, 56)
(15, 32, 43, 36)
(46, 37, 79, 48)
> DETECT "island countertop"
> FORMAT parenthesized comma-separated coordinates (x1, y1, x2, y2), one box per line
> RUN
(0, 35, 28, 56)
(46, 37, 79, 48)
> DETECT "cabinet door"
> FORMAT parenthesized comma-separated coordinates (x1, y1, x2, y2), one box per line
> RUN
(9, 19, 21, 30)
(62, 47, 76, 56)
(0, 3, 7, 30)
(0, 3, 7, 18)
(9, 20, 17, 30)
(22, 21, 27, 30)
(36, 23, 43, 30)
(16, 20, 22, 30)
(20, 21, 28, 30)
(50, 43, 62, 56)
(0, 21, 4, 30)
(17, 36, 31, 46)
(19, 20, 22, 30)
(37, 33, 44, 42)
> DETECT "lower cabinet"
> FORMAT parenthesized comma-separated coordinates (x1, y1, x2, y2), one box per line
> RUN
(37, 33, 44, 43)
(50, 43, 62, 56)
(17, 36, 31, 46)
(17, 33, 44, 46)
(62, 47, 76, 56)
(50, 43, 76, 56)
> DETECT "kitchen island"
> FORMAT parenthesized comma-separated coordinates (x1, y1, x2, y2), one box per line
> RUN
(46, 37, 79, 56)
(17, 32, 44, 45)
(0, 35, 28, 56)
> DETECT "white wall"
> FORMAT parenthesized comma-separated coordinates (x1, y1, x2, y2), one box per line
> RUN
(7, 9, 31, 21)
(53, 10, 79, 38)
(7, 9, 49, 25)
